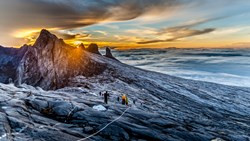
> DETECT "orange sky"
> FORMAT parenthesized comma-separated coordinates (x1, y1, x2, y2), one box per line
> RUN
(0, 0, 250, 49)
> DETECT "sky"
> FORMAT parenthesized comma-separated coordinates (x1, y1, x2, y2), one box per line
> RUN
(0, 0, 250, 49)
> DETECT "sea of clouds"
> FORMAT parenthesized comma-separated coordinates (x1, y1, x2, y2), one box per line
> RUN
(108, 48, 250, 88)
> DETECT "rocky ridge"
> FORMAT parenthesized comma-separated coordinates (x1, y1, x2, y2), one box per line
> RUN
(0, 30, 249, 141)
(0, 29, 118, 90)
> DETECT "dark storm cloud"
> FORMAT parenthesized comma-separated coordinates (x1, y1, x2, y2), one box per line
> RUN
(0, 0, 185, 31)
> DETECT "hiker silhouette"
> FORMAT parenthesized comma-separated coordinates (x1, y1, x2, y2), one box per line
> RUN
(122, 95, 126, 105)
(104, 91, 109, 104)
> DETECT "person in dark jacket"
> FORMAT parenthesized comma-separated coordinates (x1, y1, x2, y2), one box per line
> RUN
(133, 99, 136, 105)
(104, 91, 109, 104)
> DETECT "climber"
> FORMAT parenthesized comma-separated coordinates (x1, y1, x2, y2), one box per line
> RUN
(104, 91, 109, 104)
(122, 95, 126, 105)
(117, 96, 120, 102)
(133, 99, 136, 105)
(125, 95, 129, 106)
(8, 78, 13, 84)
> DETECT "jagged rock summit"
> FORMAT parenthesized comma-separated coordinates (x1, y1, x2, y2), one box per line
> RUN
(33, 29, 58, 48)
(86, 43, 101, 55)
(78, 43, 85, 50)
(104, 47, 118, 61)
(0, 29, 112, 90)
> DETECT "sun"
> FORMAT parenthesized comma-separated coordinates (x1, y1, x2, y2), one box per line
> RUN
(73, 41, 82, 46)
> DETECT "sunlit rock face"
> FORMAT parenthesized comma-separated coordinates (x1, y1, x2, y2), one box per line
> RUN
(0, 29, 107, 90)
(16, 29, 107, 90)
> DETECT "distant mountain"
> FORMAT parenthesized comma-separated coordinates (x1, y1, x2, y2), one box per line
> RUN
(0, 44, 29, 83)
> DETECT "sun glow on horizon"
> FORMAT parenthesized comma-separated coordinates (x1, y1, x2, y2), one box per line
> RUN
(1, 1, 249, 49)
(7, 28, 250, 49)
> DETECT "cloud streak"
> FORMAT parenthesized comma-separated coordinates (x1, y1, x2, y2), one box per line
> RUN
(137, 19, 217, 44)
(138, 28, 215, 44)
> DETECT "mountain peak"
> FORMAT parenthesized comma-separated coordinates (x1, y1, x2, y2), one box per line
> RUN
(40, 29, 52, 36)
(33, 29, 58, 48)
(86, 43, 101, 55)
(104, 47, 118, 61)
(79, 43, 85, 50)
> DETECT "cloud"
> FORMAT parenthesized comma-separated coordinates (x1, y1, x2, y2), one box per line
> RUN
(212, 26, 250, 35)
(0, 0, 188, 46)
(55, 32, 90, 40)
(114, 35, 143, 42)
(138, 39, 175, 44)
(12, 29, 91, 46)
(157, 17, 221, 35)
(0, 0, 249, 47)
(229, 42, 250, 48)
(137, 19, 216, 44)
(138, 28, 215, 44)
(0, 0, 184, 32)
(126, 29, 158, 35)
(94, 31, 108, 36)
(114, 48, 250, 87)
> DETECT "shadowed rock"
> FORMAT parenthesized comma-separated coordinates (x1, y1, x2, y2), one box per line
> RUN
(79, 43, 85, 50)
(0, 44, 30, 84)
(33, 29, 58, 48)
(0, 68, 250, 141)
(104, 47, 118, 61)
(86, 43, 101, 55)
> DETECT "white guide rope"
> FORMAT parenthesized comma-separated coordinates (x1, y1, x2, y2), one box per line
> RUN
(77, 107, 131, 141)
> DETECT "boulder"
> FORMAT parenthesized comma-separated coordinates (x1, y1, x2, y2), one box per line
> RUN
(93, 105, 107, 111)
